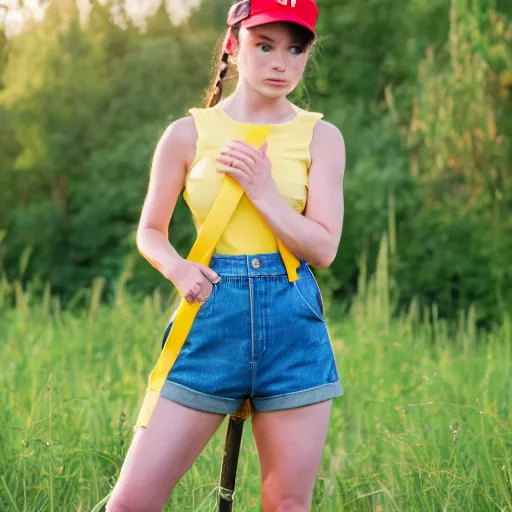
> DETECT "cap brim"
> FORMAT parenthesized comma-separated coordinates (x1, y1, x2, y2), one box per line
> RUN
(241, 13, 316, 37)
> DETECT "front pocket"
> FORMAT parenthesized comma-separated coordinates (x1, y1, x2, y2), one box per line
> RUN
(305, 265, 325, 317)
(160, 282, 217, 350)
(292, 268, 325, 322)
(194, 280, 217, 319)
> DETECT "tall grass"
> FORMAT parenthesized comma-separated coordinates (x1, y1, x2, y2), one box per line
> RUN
(1, 236, 511, 511)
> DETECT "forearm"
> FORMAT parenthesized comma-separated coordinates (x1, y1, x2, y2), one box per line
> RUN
(252, 191, 335, 269)
(136, 228, 183, 283)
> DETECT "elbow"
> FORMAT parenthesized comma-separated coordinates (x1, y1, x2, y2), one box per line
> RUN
(136, 226, 142, 246)
(136, 224, 167, 254)
(310, 256, 329, 270)
(314, 247, 337, 270)
(311, 227, 340, 269)
(315, 257, 333, 270)
(136, 225, 148, 254)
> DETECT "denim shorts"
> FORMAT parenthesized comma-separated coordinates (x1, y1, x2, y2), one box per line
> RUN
(159, 252, 343, 414)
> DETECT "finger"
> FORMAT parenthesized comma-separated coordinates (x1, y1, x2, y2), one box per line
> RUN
(187, 294, 204, 305)
(259, 142, 268, 157)
(191, 283, 212, 303)
(190, 281, 202, 294)
(216, 163, 233, 172)
(217, 163, 254, 180)
(199, 265, 221, 283)
(226, 141, 262, 162)
(217, 166, 245, 182)
(186, 286, 211, 304)
(200, 286, 213, 303)
(233, 150, 258, 171)
(232, 159, 253, 176)
(219, 149, 256, 169)
(217, 162, 252, 180)
(216, 155, 236, 167)
(217, 152, 255, 174)
(226, 142, 261, 163)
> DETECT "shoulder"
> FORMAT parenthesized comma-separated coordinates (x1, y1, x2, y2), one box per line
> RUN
(311, 119, 344, 145)
(291, 103, 342, 142)
(153, 115, 198, 167)
(156, 115, 197, 153)
(310, 119, 345, 160)
(159, 115, 197, 147)
(308, 119, 346, 179)
(286, 102, 343, 142)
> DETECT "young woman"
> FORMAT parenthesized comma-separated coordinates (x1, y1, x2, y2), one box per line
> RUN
(106, 0, 346, 510)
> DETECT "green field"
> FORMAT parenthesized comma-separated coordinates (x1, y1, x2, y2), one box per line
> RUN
(1, 1, 511, 510)
(1, 253, 511, 512)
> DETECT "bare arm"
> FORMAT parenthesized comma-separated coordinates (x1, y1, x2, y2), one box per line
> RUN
(136, 117, 196, 283)
(136, 117, 221, 304)
(251, 120, 346, 269)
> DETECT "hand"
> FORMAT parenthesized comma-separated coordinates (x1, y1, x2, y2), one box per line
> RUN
(164, 258, 221, 305)
(215, 140, 278, 203)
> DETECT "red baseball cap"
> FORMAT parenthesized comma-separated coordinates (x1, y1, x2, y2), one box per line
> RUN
(226, 0, 319, 38)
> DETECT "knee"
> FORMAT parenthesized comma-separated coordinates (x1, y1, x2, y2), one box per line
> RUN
(105, 499, 129, 512)
(261, 476, 311, 512)
(104, 497, 134, 512)
(105, 494, 162, 512)
(269, 498, 310, 512)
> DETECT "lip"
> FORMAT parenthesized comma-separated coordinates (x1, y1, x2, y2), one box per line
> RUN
(265, 79, 288, 86)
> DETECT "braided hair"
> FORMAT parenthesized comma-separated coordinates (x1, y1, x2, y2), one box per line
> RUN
(205, 28, 239, 108)
(205, 0, 250, 108)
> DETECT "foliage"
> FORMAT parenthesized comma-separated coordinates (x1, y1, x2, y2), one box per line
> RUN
(1, 236, 511, 510)
(0, 0, 510, 326)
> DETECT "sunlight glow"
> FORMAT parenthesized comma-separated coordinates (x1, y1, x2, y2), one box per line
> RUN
(0, 0, 202, 36)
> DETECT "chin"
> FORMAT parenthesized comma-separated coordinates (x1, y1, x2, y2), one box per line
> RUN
(259, 84, 293, 97)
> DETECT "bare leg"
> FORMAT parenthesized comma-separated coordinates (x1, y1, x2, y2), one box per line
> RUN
(251, 400, 333, 512)
(106, 396, 226, 512)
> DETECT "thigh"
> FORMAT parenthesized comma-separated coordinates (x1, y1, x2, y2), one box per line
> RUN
(106, 397, 225, 512)
(251, 400, 333, 511)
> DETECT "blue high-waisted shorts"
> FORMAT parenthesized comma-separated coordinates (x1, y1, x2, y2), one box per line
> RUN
(159, 252, 343, 414)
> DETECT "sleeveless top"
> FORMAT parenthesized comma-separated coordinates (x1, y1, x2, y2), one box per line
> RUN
(184, 103, 324, 255)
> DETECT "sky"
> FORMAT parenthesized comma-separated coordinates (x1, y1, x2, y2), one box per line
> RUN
(0, 0, 201, 36)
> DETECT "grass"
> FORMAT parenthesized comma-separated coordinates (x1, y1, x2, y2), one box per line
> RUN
(1, 238, 511, 511)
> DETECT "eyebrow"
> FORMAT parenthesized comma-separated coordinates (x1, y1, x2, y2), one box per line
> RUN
(256, 34, 275, 43)
(254, 33, 302, 45)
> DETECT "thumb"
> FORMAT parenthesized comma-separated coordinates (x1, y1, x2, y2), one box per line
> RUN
(198, 264, 221, 283)
(259, 142, 268, 157)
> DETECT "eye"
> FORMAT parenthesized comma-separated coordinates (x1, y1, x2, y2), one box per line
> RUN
(258, 43, 272, 53)
(290, 45, 304, 55)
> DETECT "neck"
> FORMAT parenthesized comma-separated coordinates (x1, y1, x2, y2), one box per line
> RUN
(220, 81, 297, 124)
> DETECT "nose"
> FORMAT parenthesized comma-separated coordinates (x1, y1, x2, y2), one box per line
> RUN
(271, 50, 286, 72)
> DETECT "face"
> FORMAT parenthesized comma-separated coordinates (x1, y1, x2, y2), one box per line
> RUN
(233, 22, 311, 97)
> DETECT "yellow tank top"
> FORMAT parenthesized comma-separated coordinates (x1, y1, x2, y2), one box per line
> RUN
(183, 103, 324, 255)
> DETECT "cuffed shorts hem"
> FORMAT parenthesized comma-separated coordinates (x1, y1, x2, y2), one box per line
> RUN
(160, 380, 240, 414)
(160, 379, 343, 415)
(252, 381, 343, 412)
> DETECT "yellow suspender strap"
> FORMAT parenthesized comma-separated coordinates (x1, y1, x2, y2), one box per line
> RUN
(134, 124, 300, 430)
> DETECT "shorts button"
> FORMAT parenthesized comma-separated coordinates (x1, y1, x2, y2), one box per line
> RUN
(251, 257, 261, 269)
